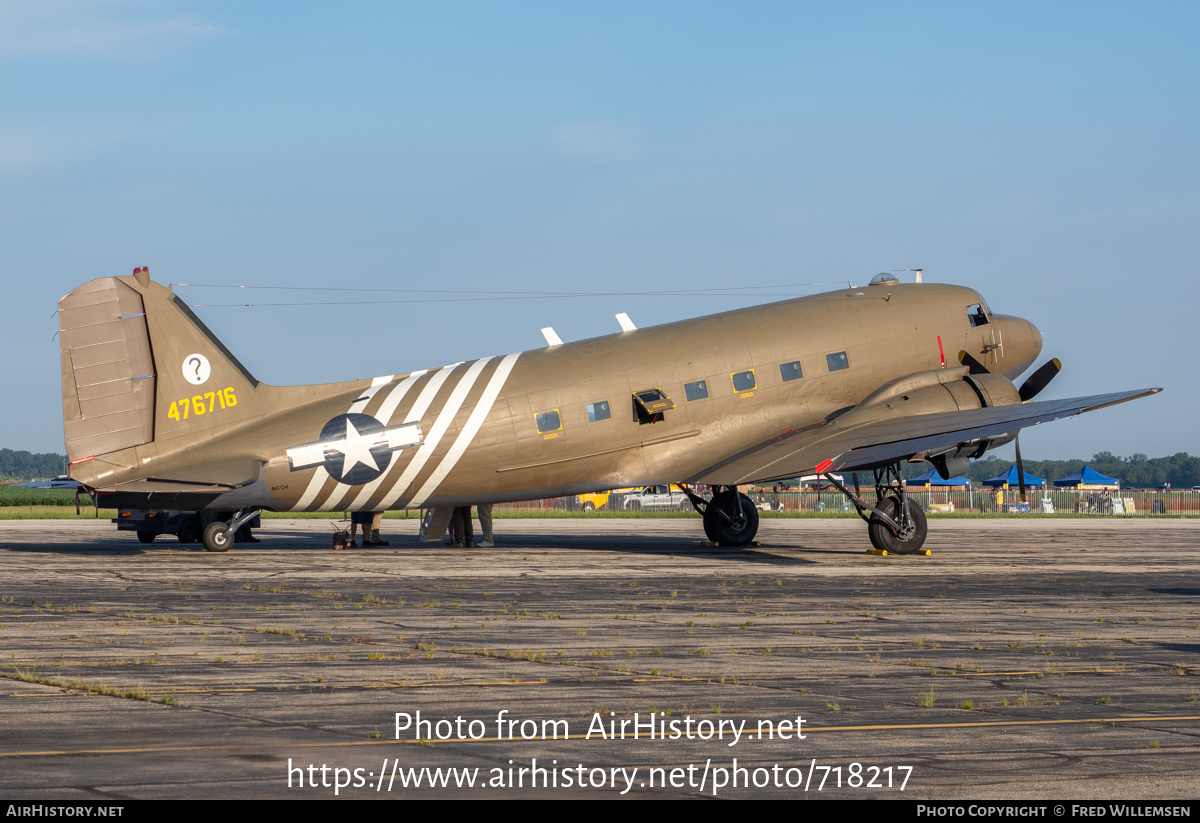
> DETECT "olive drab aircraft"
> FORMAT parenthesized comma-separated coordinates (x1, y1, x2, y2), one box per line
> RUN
(58, 267, 1160, 553)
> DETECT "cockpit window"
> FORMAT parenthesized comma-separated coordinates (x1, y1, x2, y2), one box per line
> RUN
(967, 303, 989, 327)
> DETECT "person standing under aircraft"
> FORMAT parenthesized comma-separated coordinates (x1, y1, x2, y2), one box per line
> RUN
(448, 506, 473, 548)
(367, 512, 388, 546)
(476, 503, 494, 548)
(348, 510, 373, 548)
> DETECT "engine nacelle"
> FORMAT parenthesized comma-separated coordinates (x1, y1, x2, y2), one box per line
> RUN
(963, 372, 1022, 409)
(831, 367, 1023, 477)
(834, 367, 1020, 428)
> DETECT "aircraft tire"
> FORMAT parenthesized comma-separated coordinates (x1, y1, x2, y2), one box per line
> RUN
(177, 517, 201, 544)
(703, 491, 759, 546)
(202, 522, 233, 553)
(136, 531, 156, 544)
(868, 497, 927, 555)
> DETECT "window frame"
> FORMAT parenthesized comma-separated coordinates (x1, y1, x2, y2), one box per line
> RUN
(534, 409, 563, 434)
(731, 369, 757, 393)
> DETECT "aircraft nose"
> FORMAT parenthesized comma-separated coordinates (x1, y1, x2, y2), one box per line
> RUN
(994, 315, 1042, 379)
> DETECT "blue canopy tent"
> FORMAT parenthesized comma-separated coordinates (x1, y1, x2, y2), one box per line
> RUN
(906, 469, 970, 487)
(982, 466, 1046, 487)
(1054, 466, 1119, 488)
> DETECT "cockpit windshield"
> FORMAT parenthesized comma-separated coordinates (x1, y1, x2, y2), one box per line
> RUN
(967, 302, 990, 327)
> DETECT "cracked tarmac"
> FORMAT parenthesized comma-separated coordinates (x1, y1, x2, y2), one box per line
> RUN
(1, 517, 1197, 799)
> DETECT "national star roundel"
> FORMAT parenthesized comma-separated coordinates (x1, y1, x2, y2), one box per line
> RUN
(316, 413, 393, 485)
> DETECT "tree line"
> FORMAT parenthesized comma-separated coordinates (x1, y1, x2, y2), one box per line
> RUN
(0, 449, 67, 482)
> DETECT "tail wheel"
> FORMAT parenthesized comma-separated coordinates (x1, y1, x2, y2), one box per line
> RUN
(868, 496, 927, 555)
(202, 522, 233, 553)
(702, 491, 759, 546)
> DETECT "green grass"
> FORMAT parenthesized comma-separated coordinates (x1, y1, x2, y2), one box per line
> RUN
(0, 506, 118, 520)
(0, 487, 93, 507)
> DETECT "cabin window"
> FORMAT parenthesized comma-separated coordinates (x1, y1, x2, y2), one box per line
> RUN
(684, 380, 709, 401)
(967, 303, 989, 327)
(826, 351, 849, 372)
(632, 388, 675, 425)
(779, 361, 804, 381)
(731, 370, 756, 393)
(586, 401, 611, 422)
(535, 410, 562, 433)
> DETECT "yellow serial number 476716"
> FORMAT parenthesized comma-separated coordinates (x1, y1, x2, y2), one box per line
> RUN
(167, 387, 238, 422)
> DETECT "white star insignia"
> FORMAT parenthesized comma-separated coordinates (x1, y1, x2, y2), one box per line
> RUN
(329, 417, 380, 476)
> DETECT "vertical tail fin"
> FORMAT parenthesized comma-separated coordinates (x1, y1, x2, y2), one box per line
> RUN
(59, 268, 263, 468)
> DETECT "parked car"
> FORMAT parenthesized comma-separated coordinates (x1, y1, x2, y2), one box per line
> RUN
(575, 488, 639, 511)
(621, 485, 693, 511)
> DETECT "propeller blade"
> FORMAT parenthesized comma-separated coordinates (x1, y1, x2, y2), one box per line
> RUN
(1018, 358, 1062, 402)
(1015, 434, 1028, 505)
(957, 350, 990, 375)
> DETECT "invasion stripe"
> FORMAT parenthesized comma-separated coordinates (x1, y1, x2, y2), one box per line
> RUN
(402, 364, 461, 425)
(323, 363, 460, 512)
(375, 357, 493, 510)
(408, 352, 520, 508)
(319, 370, 428, 513)
(336, 371, 434, 513)
(351, 374, 395, 413)
(374, 369, 428, 424)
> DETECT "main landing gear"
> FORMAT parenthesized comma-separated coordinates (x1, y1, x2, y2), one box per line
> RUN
(201, 509, 262, 553)
(823, 463, 928, 554)
(682, 485, 760, 546)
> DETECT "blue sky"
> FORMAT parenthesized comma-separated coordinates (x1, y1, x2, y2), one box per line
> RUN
(4, 0, 1197, 460)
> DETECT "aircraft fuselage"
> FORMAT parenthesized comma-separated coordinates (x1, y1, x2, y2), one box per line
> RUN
(199, 281, 1041, 512)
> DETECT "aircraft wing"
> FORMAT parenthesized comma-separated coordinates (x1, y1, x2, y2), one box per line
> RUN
(686, 388, 1162, 485)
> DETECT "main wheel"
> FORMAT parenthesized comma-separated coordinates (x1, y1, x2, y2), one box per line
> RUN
(177, 517, 201, 544)
(702, 491, 759, 546)
(867, 496, 927, 555)
(202, 521, 233, 553)
(136, 531, 156, 544)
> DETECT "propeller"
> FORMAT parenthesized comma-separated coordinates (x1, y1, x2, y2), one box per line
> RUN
(1014, 358, 1060, 505)
(957, 352, 1060, 507)
(1018, 357, 1062, 402)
